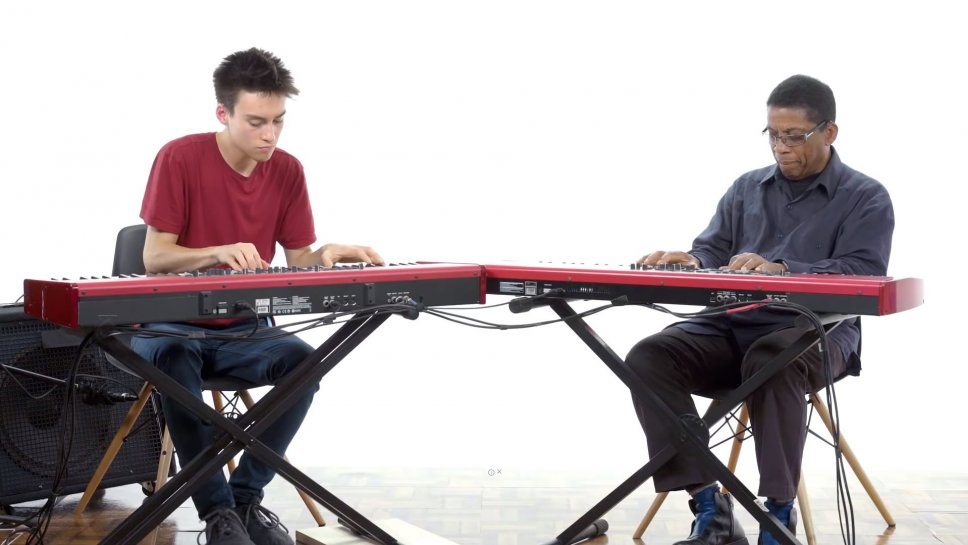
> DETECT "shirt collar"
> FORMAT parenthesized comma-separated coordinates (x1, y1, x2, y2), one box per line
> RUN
(758, 147, 844, 197)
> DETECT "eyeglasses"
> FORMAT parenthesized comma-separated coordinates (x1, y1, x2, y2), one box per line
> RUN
(763, 120, 828, 148)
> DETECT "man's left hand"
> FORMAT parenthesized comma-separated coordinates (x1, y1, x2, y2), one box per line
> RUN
(316, 244, 385, 268)
(724, 253, 787, 273)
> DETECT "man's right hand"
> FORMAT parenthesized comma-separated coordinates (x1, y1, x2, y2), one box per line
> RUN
(637, 250, 700, 268)
(214, 243, 270, 271)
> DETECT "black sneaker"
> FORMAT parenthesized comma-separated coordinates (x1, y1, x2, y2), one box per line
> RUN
(234, 499, 294, 545)
(201, 507, 256, 545)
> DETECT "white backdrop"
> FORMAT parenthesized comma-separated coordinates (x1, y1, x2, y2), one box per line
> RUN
(2, 2, 961, 478)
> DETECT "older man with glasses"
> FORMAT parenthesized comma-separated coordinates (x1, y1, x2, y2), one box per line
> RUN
(629, 74, 894, 545)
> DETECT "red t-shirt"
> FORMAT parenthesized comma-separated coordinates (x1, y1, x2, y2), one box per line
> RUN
(140, 133, 316, 264)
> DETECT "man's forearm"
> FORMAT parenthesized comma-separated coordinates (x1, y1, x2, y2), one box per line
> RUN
(144, 244, 220, 274)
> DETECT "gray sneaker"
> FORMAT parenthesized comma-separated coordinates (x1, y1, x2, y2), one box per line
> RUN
(202, 507, 257, 545)
(234, 499, 294, 545)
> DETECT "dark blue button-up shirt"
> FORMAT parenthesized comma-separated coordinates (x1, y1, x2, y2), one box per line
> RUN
(675, 148, 894, 368)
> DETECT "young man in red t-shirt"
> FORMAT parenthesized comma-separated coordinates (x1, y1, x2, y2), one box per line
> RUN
(134, 47, 383, 545)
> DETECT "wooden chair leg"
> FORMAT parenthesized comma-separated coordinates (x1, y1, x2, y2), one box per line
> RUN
(291, 471, 328, 526)
(809, 393, 895, 527)
(797, 472, 817, 545)
(632, 392, 894, 541)
(633, 402, 750, 539)
(75, 382, 155, 515)
(237, 390, 326, 526)
(633, 491, 669, 539)
(154, 425, 174, 492)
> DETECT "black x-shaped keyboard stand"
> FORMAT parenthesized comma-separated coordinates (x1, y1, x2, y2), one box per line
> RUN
(539, 299, 848, 545)
(95, 309, 404, 545)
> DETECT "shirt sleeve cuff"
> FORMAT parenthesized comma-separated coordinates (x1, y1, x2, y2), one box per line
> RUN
(777, 258, 804, 273)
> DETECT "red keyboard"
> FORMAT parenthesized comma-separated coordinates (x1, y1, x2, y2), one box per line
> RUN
(483, 262, 924, 316)
(24, 263, 485, 328)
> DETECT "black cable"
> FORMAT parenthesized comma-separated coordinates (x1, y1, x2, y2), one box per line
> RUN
(0, 366, 143, 403)
(234, 301, 262, 338)
(17, 330, 98, 544)
(108, 302, 421, 342)
(423, 301, 616, 330)
(0, 364, 60, 401)
(431, 299, 516, 310)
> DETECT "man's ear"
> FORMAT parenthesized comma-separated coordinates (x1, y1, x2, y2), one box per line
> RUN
(825, 121, 839, 146)
(216, 104, 230, 125)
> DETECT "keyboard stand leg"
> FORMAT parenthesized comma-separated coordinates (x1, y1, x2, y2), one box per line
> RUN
(96, 310, 400, 545)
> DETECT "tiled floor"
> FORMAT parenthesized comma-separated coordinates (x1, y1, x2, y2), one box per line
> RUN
(4, 466, 966, 544)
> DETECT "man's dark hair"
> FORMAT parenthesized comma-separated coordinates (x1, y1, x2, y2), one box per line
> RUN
(213, 47, 300, 113)
(767, 75, 836, 123)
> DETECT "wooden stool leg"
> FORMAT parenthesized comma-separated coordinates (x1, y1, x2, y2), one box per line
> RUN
(154, 426, 174, 492)
(797, 472, 817, 545)
(633, 491, 669, 539)
(809, 393, 895, 527)
(236, 390, 326, 526)
(295, 481, 328, 527)
(75, 382, 154, 515)
(633, 402, 750, 539)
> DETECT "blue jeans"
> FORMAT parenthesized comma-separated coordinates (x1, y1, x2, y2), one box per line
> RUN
(131, 319, 317, 517)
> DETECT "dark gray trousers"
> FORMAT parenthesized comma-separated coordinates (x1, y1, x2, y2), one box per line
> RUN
(626, 325, 849, 499)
